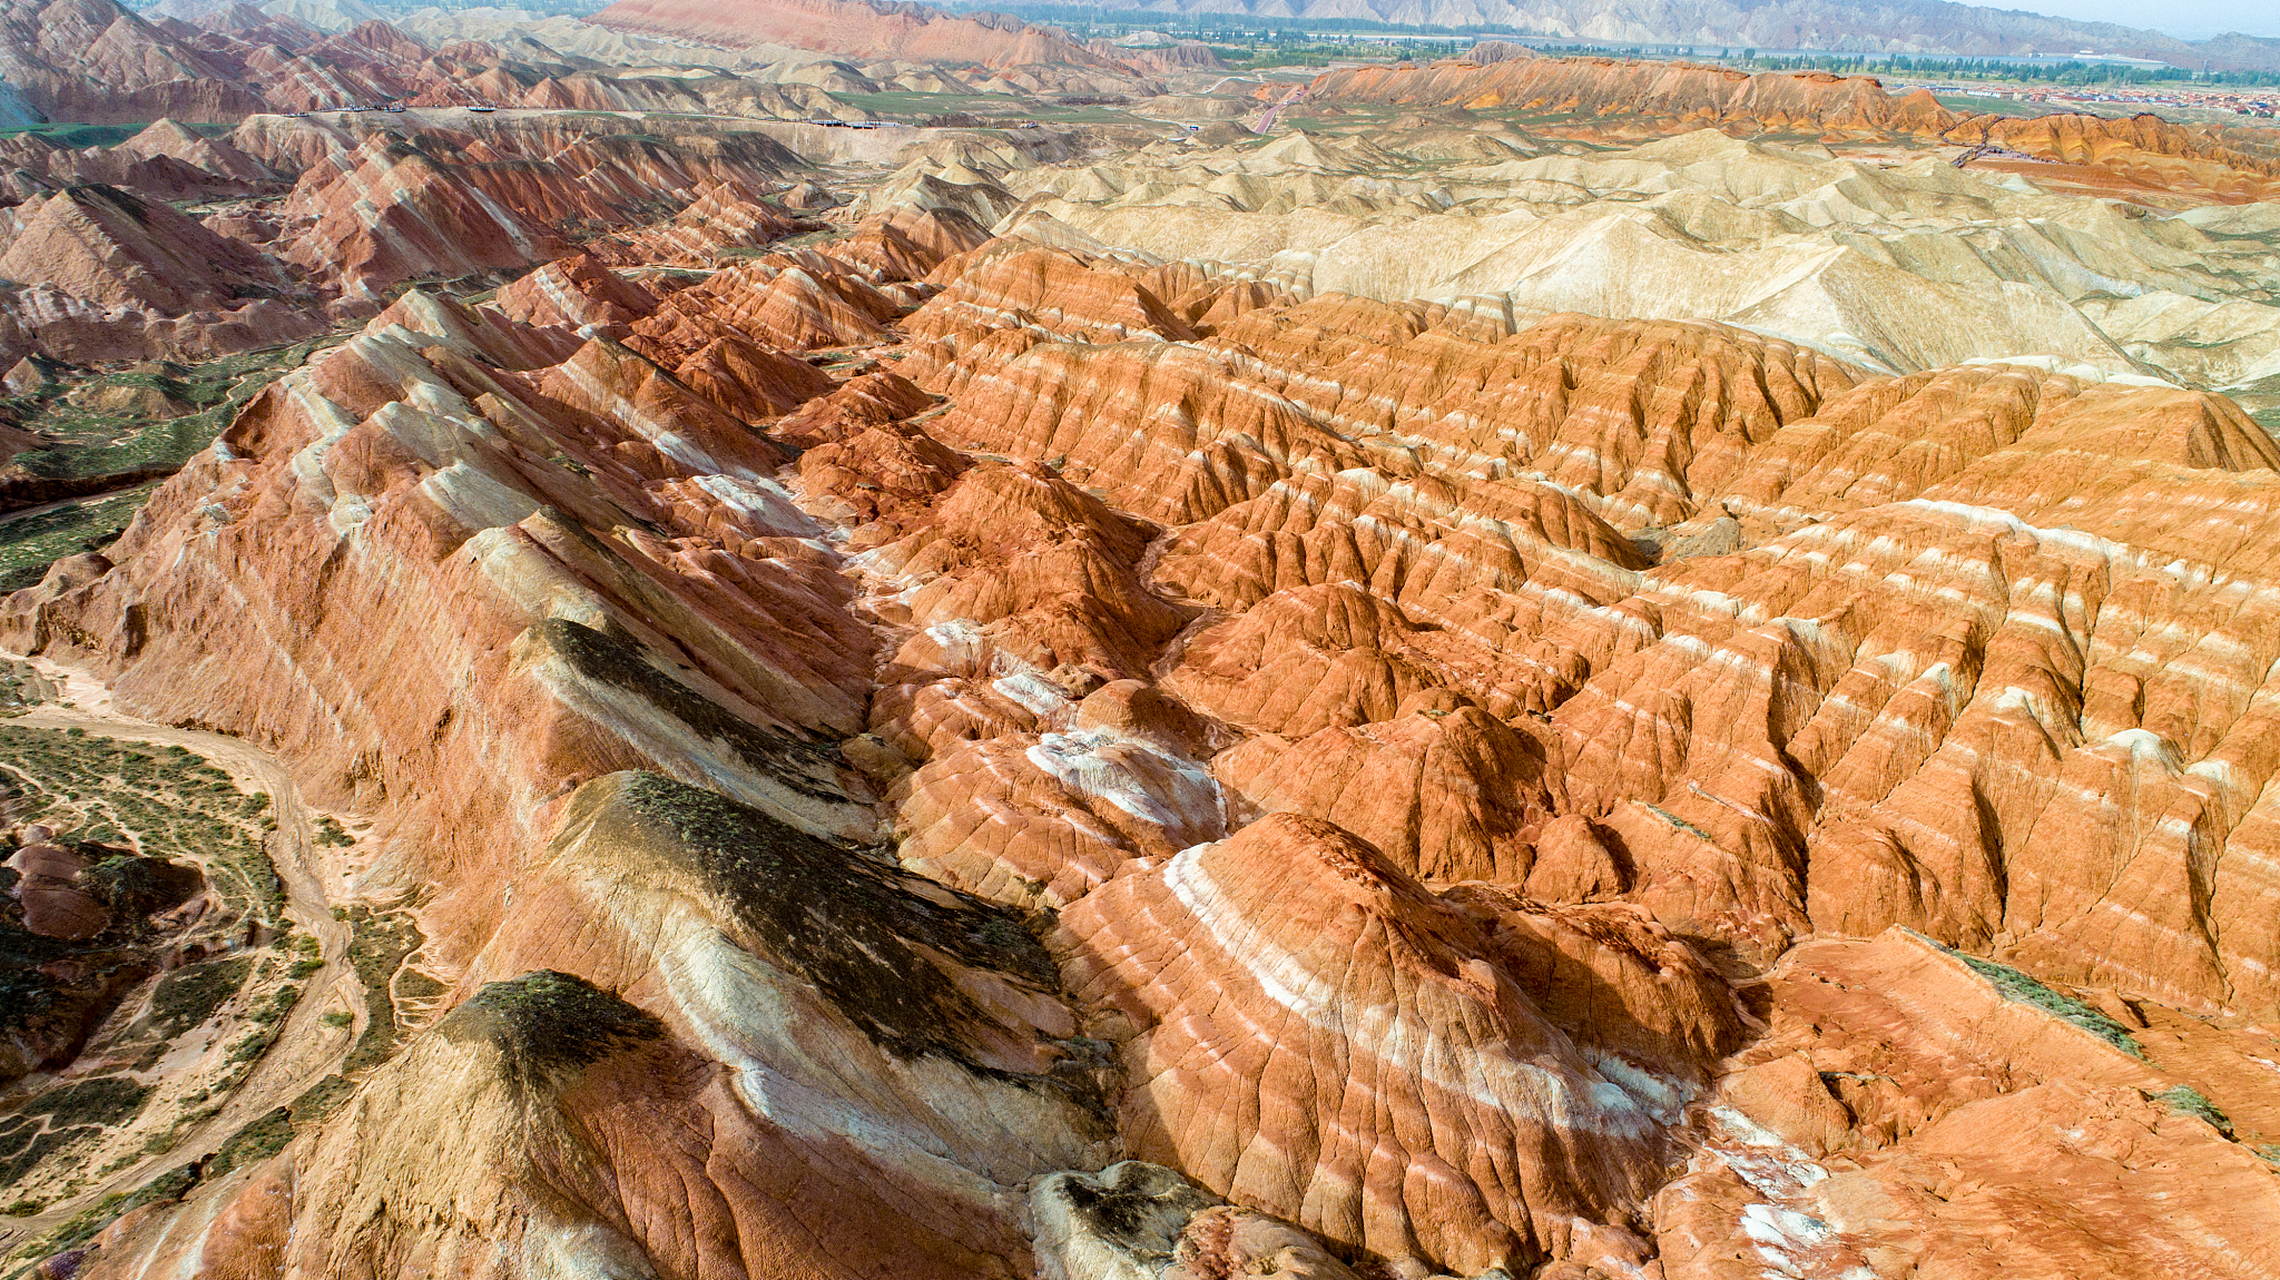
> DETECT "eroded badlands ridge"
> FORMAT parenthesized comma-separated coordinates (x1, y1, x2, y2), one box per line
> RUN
(1310, 55, 2280, 204)
(9, 67, 2280, 1280)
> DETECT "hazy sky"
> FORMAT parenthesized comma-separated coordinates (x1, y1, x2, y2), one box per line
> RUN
(1979, 0, 2280, 40)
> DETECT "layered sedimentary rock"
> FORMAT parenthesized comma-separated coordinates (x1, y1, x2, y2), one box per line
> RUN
(631, 247, 905, 356)
(0, 0, 262, 123)
(273, 126, 803, 293)
(84, 773, 1113, 1280)
(0, 181, 322, 363)
(1308, 55, 2280, 201)
(12, 65, 2280, 1280)
(0, 0, 926, 127)
(1312, 57, 1931, 133)
(492, 250, 659, 336)
(0, 118, 278, 204)
(1058, 812, 1737, 1275)
(1213, 707, 1552, 883)
(931, 115, 2280, 399)
(1, 292, 875, 980)
(886, 237, 2280, 1011)
(0, 106, 821, 370)
(1656, 928, 2280, 1280)
(1033, 1161, 1367, 1280)
(0, 184, 293, 314)
(586, 183, 806, 270)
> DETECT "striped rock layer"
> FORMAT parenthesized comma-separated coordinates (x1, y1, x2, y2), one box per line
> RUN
(14, 134, 2280, 1280)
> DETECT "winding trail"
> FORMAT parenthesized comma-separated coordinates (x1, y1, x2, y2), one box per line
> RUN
(0, 657, 361, 1259)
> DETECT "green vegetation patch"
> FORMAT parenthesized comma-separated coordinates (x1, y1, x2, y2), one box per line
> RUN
(1948, 947, 2146, 1058)
(1, 1159, 199, 1270)
(0, 1076, 154, 1183)
(2154, 1084, 2232, 1133)
(0, 484, 157, 593)
(0, 332, 354, 592)
(1641, 802, 1715, 841)
(0, 725, 301, 1213)
(147, 956, 256, 1039)
(0, 1122, 96, 1188)
(0, 723, 284, 928)
(340, 906, 426, 1073)
(1930, 93, 2050, 118)
(203, 1107, 294, 1179)
(4, 346, 315, 481)
(286, 1073, 356, 1128)
(0, 122, 152, 149)
(25, 1076, 152, 1130)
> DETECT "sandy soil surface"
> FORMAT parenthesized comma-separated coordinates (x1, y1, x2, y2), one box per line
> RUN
(0, 654, 362, 1256)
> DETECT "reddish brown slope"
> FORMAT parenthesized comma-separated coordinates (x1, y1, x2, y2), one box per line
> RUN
(13, 134, 2280, 1280)
(1311, 56, 1937, 132)
(1310, 55, 2280, 201)
(0, 0, 262, 123)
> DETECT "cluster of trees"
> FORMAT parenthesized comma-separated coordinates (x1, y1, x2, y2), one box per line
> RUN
(1739, 52, 2280, 88)
(964, 3, 1530, 40)
(953, 4, 2280, 88)
(1228, 34, 1471, 68)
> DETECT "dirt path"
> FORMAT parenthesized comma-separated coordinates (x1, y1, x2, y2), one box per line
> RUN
(0, 474, 168, 529)
(0, 657, 361, 1256)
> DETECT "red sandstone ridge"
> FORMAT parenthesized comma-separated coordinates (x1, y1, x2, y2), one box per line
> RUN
(592, 0, 1139, 75)
(0, 181, 322, 364)
(1309, 56, 1935, 133)
(0, 0, 262, 123)
(1307, 54, 2280, 200)
(1058, 812, 1740, 1276)
(0, 113, 808, 370)
(0, 1, 909, 139)
(269, 124, 801, 293)
(0, 184, 293, 315)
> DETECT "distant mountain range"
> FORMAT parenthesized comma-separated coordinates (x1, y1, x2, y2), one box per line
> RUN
(1055, 0, 2280, 72)
(114, 0, 2280, 72)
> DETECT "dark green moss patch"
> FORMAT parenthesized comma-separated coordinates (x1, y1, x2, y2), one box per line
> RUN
(618, 772, 1070, 1077)
(80, 854, 202, 921)
(27, 1077, 151, 1129)
(286, 1073, 355, 1128)
(0, 1123, 96, 1186)
(0, 484, 155, 593)
(538, 619, 844, 798)
(449, 970, 664, 1082)
(395, 969, 447, 1002)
